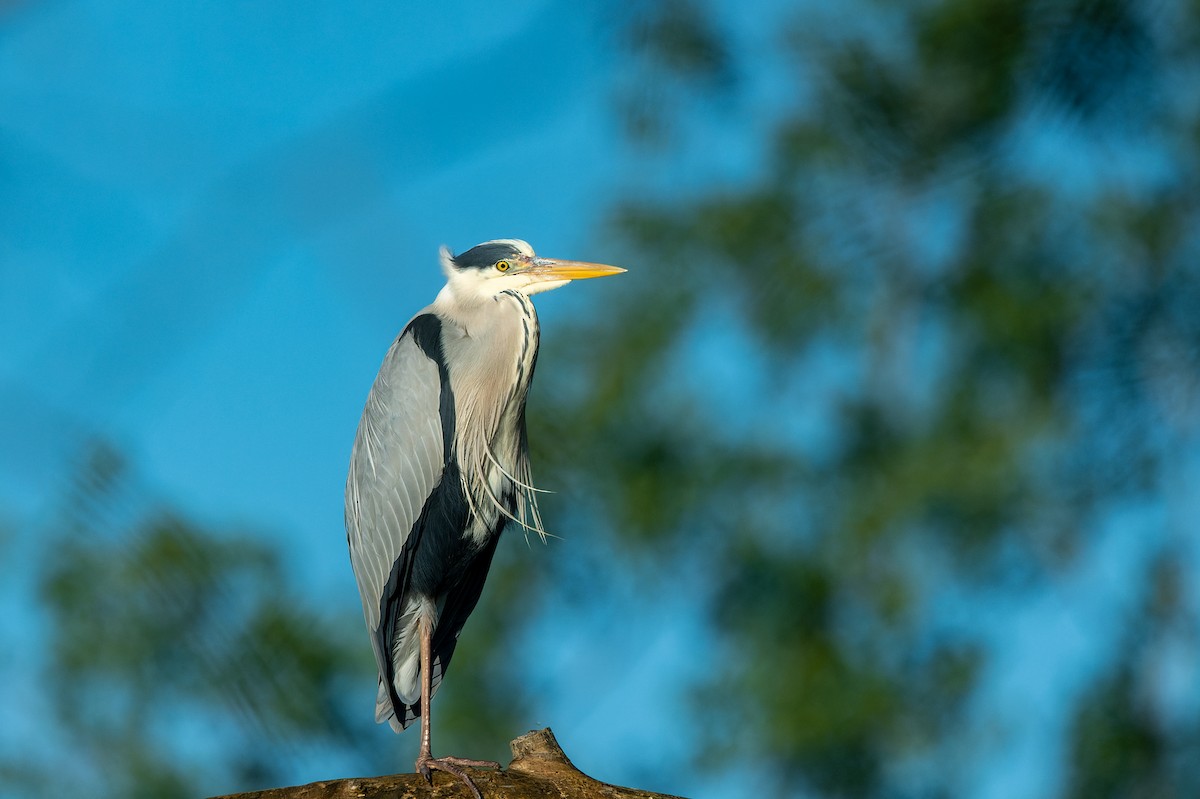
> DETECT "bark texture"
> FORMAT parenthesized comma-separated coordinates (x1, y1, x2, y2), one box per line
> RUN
(207, 728, 687, 799)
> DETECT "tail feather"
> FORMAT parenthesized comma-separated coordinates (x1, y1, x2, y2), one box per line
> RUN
(374, 654, 447, 731)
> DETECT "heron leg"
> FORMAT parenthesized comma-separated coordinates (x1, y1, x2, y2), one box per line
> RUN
(414, 613, 500, 799)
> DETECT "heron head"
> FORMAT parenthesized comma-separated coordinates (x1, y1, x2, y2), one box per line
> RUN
(439, 239, 625, 300)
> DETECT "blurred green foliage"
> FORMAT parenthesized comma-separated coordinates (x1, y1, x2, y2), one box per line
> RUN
(21, 442, 387, 797)
(560, 0, 1199, 796)
(1065, 553, 1200, 797)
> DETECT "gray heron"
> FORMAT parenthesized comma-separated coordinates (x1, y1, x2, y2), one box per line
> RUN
(345, 239, 625, 797)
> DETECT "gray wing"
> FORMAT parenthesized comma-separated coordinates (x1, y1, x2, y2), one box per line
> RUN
(344, 312, 446, 716)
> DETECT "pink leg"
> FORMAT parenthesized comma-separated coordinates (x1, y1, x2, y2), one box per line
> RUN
(414, 614, 500, 799)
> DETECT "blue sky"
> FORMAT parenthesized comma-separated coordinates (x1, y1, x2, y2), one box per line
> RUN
(1, 0, 628, 551)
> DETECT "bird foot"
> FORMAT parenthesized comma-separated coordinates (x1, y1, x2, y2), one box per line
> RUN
(415, 754, 501, 799)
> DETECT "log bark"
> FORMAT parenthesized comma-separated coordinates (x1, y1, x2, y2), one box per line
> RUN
(207, 728, 687, 799)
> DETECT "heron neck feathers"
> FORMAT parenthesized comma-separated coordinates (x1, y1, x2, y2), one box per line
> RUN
(433, 291, 543, 544)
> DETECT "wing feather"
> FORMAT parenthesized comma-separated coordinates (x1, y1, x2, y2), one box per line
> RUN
(345, 312, 447, 721)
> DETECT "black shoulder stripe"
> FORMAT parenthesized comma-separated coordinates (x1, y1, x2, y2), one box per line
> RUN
(404, 313, 456, 463)
(406, 313, 443, 364)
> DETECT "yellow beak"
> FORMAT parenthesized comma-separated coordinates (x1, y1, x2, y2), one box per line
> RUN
(526, 258, 627, 281)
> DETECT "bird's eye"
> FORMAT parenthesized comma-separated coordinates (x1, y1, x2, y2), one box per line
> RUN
(496, 260, 511, 272)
